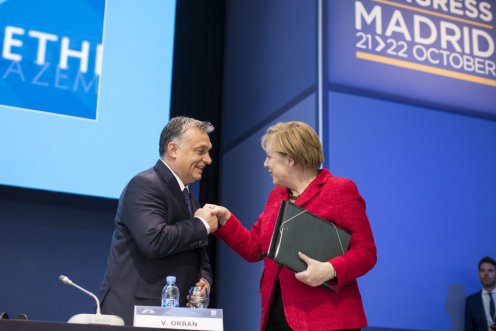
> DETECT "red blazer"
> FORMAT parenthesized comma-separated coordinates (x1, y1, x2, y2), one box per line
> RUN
(215, 169, 377, 330)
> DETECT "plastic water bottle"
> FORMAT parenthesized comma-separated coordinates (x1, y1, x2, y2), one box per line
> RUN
(161, 276, 180, 307)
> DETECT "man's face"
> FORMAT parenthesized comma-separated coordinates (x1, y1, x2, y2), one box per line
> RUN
(479, 262, 496, 290)
(169, 128, 212, 185)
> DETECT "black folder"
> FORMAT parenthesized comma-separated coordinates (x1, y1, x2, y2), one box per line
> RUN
(267, 201, 351, 275)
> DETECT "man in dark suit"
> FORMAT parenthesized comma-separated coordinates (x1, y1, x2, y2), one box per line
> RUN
(465, 256, 496, 331)
(99, 117, 218, 325)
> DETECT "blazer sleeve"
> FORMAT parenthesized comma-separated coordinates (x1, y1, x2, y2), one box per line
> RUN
(201, 250, 213, 286)
(120, 175, 209, 259)
(215, 212, 264, 263)
(327, 180, 377, 289)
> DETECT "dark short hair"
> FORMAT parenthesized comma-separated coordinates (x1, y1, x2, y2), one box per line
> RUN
(478, 256, 496, 269)
(159, 117, 214, 157)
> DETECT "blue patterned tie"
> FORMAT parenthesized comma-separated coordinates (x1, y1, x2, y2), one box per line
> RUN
(182, 188, 192, 217)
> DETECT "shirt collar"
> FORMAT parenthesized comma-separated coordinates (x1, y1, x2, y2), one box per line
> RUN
(161, 158, 188, 192)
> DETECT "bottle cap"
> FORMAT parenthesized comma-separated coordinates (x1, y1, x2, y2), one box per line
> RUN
(166, 276, 176, 284)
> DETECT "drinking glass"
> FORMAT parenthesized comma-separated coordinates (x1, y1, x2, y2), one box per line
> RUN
(188, 286, 209, 308)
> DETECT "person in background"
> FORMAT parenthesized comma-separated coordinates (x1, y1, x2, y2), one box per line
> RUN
(207, 121, 377, 330)
(99, 117, 218, 325)
(465, 256, 496, 331)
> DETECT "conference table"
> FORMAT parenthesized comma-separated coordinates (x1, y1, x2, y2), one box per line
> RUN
(0, 320, 178, 331)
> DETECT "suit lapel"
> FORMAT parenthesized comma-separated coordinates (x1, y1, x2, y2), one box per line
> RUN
(154, 160, 192, 218)
(478, 290, 490, 323)
(191, 195, 200, 213)
(188, 187, 207, 270)
(154, 160, 207, 281)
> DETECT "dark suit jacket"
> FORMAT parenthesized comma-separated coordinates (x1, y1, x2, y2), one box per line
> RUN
(99, 160, 212, 325)
(465, 291, 491, 331)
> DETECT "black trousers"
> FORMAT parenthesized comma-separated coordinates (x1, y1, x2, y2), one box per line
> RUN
(266, 282, 292, 331)
(265, 282, 361, 331)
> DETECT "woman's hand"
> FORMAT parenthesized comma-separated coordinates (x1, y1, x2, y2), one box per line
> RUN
(203, 203, 232, 226)
(295, 252, 335, 287)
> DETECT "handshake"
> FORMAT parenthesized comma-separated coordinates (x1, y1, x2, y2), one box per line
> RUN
(194, 203, 231, 234)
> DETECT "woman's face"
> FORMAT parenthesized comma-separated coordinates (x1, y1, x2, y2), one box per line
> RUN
(263, 143, 292, 187)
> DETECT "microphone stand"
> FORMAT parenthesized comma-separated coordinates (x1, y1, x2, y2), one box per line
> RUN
(59, 275, 125, 326)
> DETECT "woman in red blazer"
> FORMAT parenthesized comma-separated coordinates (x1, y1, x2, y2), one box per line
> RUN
(209, 121, 377, 330)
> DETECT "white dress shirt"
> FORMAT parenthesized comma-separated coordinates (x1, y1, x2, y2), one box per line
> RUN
(481, 289, 496, 329)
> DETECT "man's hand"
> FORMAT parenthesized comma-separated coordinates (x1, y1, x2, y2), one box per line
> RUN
(186, 278, 210, 307)
(195, 278, 210, 293)
(194, 208, 218, 233)
(295, 252, 335, 287)
(203, 204, 231, 226)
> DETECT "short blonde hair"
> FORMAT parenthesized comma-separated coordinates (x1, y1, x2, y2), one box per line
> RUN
(261, 121, 324, 168)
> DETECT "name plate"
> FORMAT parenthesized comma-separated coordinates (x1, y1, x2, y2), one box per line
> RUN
(133, 306, 223, 330)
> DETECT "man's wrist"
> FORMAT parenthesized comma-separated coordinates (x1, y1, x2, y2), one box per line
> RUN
(195, 216, 210, 234)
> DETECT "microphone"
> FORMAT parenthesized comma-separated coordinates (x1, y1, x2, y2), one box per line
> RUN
(59, 275, 101, 314)
(58, 275, 124, 326)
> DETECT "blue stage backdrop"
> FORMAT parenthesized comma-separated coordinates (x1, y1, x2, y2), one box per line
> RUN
(0, 0, 103, 119)
(0, 0, 176, 198)
(218, 1, 496, 331)
(327, 0, 495, 119)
